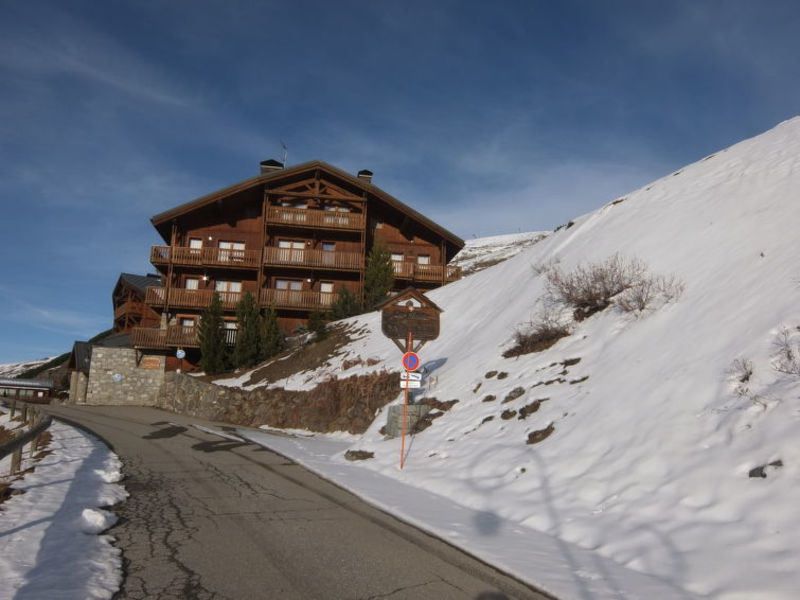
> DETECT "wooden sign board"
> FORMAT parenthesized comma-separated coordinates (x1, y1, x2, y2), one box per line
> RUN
(378, 287, 443, 352)
(139, 356, 162, 370)
(383, 306, 440, 341)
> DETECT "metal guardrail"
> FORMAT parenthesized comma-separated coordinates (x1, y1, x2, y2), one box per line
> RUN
(0, 400, 53, 476)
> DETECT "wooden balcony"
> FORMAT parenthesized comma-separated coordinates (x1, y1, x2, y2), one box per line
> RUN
(145, 287, 243, 311)
(266, 206, 365, 231)
(263, 247, 362, 271)
(260, 289, 340, 311)
(150, 246, 261, 269)
(132, 325, 236, 349)
(392, 262, 462, 283)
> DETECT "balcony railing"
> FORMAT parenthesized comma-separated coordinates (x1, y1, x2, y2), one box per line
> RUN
(145, 287, 243, 311)
(132, 325, 236, 349)
(266, 206, 365, 231)
(150, 246, 261, 269)
(392, 262, 462, 283)
(263, 247, 362, 271)
(261, 289, 340, 311)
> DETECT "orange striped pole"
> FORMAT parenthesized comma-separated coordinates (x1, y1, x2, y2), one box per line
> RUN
(400, 330, 412, 469)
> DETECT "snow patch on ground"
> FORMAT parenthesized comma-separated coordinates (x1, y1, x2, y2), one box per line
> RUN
(0, 409, 127, 600)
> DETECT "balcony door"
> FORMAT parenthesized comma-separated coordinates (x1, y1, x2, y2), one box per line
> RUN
(275, 278, 303, 307)
(278, 240, 305, 264)
(219, 241, 245, 262)
(215, 280, 242, 305)
(320, 281, 335, 306)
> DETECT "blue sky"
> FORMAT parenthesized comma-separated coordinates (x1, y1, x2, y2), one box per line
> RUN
(2, 0, 799, 364)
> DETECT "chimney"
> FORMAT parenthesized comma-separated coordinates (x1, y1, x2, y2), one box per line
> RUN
(260, 159, 284, 174)
(357, 169, 373, 183)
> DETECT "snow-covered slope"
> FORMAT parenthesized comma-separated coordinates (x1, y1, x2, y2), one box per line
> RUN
(242, 117, 800, 599)
(450, 231, 548, 275)
(0, 357, 53, 378)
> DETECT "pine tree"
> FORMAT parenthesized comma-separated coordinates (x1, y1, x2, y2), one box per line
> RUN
(260, 304, 284, 359)
(308, 310, 328, 341)
(198, 292, 227, 375)
(364, 240, 395, 310)
(232, 291, 261, 369)
(329, 286, 363, 320)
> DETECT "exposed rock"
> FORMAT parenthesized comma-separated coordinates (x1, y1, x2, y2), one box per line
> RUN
(526, 423, 555, 445)
(345, 450, 374, 461)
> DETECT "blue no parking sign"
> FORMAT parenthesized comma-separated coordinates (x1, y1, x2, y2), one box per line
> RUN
(401, 351, 421, 372)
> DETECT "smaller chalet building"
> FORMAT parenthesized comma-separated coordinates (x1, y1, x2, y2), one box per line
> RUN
(131, 160, 464, 360)
(112, 273, 162, 333)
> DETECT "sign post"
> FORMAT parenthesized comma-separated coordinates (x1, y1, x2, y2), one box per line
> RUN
(378, 288, 443, 470)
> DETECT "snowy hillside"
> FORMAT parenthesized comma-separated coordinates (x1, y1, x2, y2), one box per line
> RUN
(450, 231, 548, 275)
(0, 358, 53, 378)
(232, 117, 800, 599)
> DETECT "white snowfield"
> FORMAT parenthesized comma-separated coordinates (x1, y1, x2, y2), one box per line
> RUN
(3, 116, 800, 600)
(235, 116, 800, 599)
(0, 410, 127, 600)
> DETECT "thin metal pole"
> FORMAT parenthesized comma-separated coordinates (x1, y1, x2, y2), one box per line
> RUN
(400, 331, 412, 469)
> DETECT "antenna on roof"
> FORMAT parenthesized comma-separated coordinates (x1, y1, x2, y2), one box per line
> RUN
(280, 140, 288, 166)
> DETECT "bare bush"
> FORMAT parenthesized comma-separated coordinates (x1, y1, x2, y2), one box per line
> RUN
(728, 357, 765, 408)
(545, 254, 647, 319)
(504, 309, 571, 358)
(729, 357, 754, 384)
(616, 274, 685, 312)
(772, 327, 800, 376)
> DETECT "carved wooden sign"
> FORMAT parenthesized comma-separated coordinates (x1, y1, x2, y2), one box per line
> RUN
(139, 356, 162, 370)
(378, 287, 443, 352)
(382, 306, 440, 341)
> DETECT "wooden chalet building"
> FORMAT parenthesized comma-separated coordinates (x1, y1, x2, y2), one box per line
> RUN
(131, 160, 463, 359)
(112, 273, 162, 333)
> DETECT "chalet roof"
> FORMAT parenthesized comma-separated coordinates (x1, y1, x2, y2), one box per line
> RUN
(117, 273, 162, 295)
(0, 378, 54, 390)
(150, 160, 464, 252)
(375, 286, 444, 312)
(68, 341, 92, 373)
(68, 334, 132, 373)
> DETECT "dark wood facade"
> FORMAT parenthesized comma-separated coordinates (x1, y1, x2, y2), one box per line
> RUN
(131, 160, 463, 350)
(112, 273, 162, 333)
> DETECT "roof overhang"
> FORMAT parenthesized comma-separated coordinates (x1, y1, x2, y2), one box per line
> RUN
(150, 160, 465, 256)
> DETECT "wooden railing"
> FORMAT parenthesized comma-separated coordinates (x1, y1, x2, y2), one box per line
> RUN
(131, 325, 236, 349)
(145, 287, 243, 310)
(0, 400, 52, 475)
(150, 245, 261, 269)
(261, 289, 339, 311)
(266, 206, 365, 231)
(263, 247, 362, 271)
(392, 262, 462, 283)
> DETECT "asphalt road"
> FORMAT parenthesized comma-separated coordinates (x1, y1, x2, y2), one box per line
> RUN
(46, 405, 553, 600)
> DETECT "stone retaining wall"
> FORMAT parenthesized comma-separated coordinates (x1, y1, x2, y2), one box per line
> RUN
(84, 347, 165, 405)
(157, 369, 399, 434)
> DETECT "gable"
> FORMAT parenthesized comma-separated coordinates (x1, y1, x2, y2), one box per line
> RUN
(150, 161, 464, 258)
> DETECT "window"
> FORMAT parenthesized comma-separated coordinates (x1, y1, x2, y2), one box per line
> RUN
(320, 281, 335, 306)
(215, 280, 242, 293)
(323, 205, 350, 212)
(185, 277, 199, 290)
(180, 317, 196, 328)
(278, 239, 305, 263)
(275, 279, 303, 307)
(391, 253, 403, 262)
(417, 255, 430, 265)
(275, 279, 303, 291)
(321, 242, 336, 265)
(222, 319, 237, 345)
(219, 241, 245, 262)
